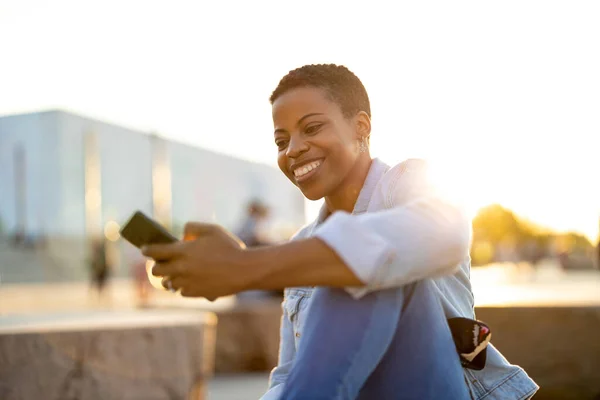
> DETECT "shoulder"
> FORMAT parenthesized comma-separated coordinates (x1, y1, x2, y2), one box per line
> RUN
(289, 220, 318, 241)
(386, 158, 429, 178)
(378, 158, 433, 206)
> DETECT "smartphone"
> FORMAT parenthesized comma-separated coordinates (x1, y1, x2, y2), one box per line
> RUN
(120, 211, 178, 248)
(447, 317, 491, 370)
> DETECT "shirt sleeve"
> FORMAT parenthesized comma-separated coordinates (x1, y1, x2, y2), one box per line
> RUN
(260, 297, 296, 399)
(313, 159, 472, 299)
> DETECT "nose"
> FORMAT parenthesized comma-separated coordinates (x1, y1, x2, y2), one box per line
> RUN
(286, 135, 309, 159)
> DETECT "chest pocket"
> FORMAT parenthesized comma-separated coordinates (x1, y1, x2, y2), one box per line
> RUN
(284, 290, 312, 348)
(285, 294, 301, 321)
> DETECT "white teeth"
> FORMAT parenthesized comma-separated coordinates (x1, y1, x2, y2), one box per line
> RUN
(294, 161, 321, 178)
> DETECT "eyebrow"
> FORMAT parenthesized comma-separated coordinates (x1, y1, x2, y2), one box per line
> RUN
(274, 113, 325, 135)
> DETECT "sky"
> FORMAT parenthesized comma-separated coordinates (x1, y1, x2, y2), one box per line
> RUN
(1, 0, 599, 241)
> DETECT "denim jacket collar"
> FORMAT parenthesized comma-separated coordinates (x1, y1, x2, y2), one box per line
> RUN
(314, 158, 390, 230)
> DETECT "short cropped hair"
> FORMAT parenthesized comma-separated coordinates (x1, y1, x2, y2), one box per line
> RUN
(270, 64, 371, 119)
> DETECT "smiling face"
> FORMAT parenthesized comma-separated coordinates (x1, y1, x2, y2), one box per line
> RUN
(272, 86, 370, 201)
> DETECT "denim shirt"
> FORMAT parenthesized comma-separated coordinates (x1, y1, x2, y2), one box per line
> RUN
(263, 158, 539, 400)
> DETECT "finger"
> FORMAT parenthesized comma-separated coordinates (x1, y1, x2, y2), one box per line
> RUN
(183, 222, 218, 240)
(170, 276, 187, 292)
(162, 276, 186, 292)
(152, 260, 183, 277)
(161, 276, 174, 292)
(180, 287, 204, 298)
(179, 287, 218, 301)
(142, 242, 185, 261)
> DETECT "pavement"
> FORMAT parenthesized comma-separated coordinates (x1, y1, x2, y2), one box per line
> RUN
(469, 260, 600, 307)
(207, 373, 270, 400)
(0, 278, 236, 315)
(2, 260, 598, 317)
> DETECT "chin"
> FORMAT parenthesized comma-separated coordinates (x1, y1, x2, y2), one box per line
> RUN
(302, 190, 325, 201)
(298, 182, 327, 201)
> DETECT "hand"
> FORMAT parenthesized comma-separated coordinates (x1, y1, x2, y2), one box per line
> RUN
(142, 222, 248, 300)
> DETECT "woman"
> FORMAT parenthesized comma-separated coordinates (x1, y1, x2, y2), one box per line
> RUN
(144, 64, 538, 399)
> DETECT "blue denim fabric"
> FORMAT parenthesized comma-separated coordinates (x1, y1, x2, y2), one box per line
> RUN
(281, 282, 471, 400)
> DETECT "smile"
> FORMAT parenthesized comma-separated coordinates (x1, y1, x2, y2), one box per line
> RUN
(293, 160, 323, 183)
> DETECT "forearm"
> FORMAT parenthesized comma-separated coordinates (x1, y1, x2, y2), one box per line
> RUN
(243, 237, 363, 290)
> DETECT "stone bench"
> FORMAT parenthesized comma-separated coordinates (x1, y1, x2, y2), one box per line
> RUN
(213, 299, 282, 374)
(0, 310, 217, 400)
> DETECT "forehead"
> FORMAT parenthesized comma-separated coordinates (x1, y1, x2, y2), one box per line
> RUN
(272, 87, 341, 125)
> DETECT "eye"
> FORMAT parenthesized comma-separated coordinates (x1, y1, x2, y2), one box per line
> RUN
(275, 139, 288, 150)
(304, 123, 323, 136)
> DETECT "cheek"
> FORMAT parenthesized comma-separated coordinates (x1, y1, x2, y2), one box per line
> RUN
(277, 153, 286, 172)
(324, 126, 356, 156)
(277, 153, 293, 179)
(329, 140, 357, 168)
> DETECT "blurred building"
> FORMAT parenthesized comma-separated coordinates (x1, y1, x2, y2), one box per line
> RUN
(0, 110, 305, 282)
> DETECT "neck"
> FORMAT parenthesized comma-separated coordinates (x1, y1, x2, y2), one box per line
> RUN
(325, 155, 372, 213)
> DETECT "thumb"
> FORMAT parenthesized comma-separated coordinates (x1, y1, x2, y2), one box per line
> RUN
(183, 222, 218, 240)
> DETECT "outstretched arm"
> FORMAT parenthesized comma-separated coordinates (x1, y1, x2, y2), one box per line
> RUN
(145, 160, 470, 299)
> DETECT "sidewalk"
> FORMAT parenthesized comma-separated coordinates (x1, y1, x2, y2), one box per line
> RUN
(0, 278, 235, 315)
(207, 374, 270, 400)
(3, 261, 597, 317)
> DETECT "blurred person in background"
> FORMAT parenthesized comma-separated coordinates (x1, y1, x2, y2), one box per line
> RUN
(143, 64, 538, 399)
(236, 200, 271, 248)
(88, 238, 112, 304)
(236, 200, 283, 300)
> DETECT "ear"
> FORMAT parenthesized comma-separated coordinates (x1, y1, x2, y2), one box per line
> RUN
(355, 111, 371, 142)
